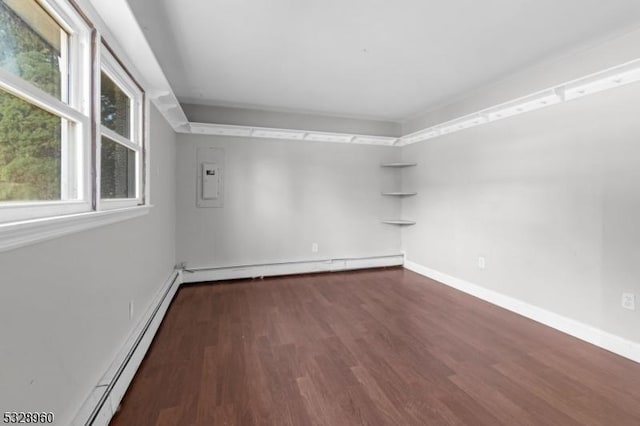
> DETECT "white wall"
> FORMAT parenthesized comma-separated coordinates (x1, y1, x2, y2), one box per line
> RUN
(1, 14, 636, 426)
(403, 27, 640, 133)
(176, 134, 402, 268)
(401, 82, 640, 343)
(0, 105, 176, 425)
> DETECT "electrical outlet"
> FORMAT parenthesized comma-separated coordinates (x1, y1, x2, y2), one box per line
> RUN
(478, 256, 486, 270)
(129, 300, 134, 320)
(312, 243, 319, 253)
(622, 293, 635, 310)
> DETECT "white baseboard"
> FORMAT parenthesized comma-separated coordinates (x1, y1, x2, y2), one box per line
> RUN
(182, 254, 404, 284)
(404, 260, 640, 364)
(72, 269, 183, 426)
(69, 258, 638, 426)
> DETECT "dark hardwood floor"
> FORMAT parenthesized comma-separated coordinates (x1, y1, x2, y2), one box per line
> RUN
(110, 268, 640, 425)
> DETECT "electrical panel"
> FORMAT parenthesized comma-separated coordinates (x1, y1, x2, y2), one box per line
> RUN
(202, 163, 220, 200)
(196, 147, 224, 208)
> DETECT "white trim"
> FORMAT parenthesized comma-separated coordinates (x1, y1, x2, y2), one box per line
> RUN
(0, 0, 153, 250)
(99, 46, 145, 203)
(251, 128, 306, 140)
(182, 254, 404, 283)
(486, 90, 561, 122)
(181, 56, 640, 146)
(0, 54, 87, 125)
(188, 122, 252, 137)
(185, 122, 399, 146)
(98, 131, 141, 205)
(38, 0, 94, 117)
(101, 52, 140, 125)
(176, 59, 640, 147)
(82, 0, 190, 131)
(305, 131, 354, 143)
(80, 0, 640, 147)
(0, 205, 152, 253)
(352, 135, 397, 146)
(71, 269, 183, 426)
(0, 0, 92, 226)
(101, 127, 139, 152)
(399, 57, 640, 145)
(563, 60, 640, 100)
(169, 56, 640, 146)
(404, 260, 640, 364)
(99, 198, 140, 210)
(0, 201, 91, 224)
(0, 67, 91, 203)
(98, 130, 141, 205)
(93, 40, 104, 212)
(143, 96, 151, 205)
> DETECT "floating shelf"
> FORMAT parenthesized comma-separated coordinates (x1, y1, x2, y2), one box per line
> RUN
(380, 162, 418, 225)
(380, 162, 417, 168)
(382, 220, 416, 225)
(381, 192, 417, 196)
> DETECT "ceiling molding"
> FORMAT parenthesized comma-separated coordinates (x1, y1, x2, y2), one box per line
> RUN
(183, 123, 398, 146)
(85, 2, 640, 147)
(133, 0, 640, 121)
(397, 57, 640, 146)
(87, 0, 189, 131)
(183, 57, 640, 147)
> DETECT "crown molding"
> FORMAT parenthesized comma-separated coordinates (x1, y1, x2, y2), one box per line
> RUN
(397, 57, 640, 146)
(182, 58, 640, 147)
(86, 1, 640, 148)
(183, 122, 399, 146)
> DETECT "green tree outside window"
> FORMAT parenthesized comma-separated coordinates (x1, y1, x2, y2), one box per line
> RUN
(0, 1, 63, 201)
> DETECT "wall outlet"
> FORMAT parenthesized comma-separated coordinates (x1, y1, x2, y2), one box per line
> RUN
(312, 243, 319, 253)
(128, 300, 134, 320)
(478, 256, 486, 270)
(622, 293, 635, 310)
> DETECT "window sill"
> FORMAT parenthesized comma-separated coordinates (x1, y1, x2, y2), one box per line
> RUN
(0, 205, 152, 253)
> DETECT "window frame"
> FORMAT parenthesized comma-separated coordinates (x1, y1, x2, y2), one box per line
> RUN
(0, 0, 93, 222)
(0, 0, 151, 251)
(97, 45, 145, 210)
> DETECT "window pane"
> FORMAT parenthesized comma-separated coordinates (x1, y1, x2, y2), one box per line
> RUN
(101, 72, 131, 139)
(101, 136, 136, 199)
(0, 0, 67, 100)
(0, 89, 61, 201)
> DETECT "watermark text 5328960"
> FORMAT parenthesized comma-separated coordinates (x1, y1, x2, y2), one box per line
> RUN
(3, 412, 54, 424)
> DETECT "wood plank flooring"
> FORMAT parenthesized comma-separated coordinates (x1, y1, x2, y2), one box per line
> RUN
(110, 268, 640, 425)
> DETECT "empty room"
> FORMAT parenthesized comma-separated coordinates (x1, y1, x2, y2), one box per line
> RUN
(2, 0, 640, 425)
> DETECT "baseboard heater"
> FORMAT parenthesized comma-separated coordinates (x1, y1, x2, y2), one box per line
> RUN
(73, 271, 182, 426)
(181, 254, 405, 283)
(73, 254, 403, 424)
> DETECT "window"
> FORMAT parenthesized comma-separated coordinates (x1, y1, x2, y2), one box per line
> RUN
(0, 0, 67, 99)
(99, 49, 144, 208)
(0, 0, 147, 229)
(0, 0, 92, 223)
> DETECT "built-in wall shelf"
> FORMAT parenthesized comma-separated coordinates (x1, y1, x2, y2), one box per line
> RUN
(380, 161, 418, 225)
(382, 220, 416, 225)
(380, 162, 417, 168)
(381, 192, 417, 196)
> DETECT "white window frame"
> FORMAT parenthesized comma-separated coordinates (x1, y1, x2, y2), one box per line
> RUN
(97, 46, 145, 210)
(0, 0, 151, 252)
(0, 0, 93, 223)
